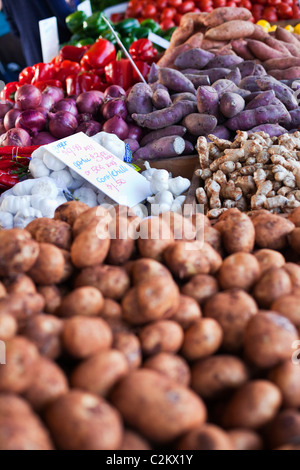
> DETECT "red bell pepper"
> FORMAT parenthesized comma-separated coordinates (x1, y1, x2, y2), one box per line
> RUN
(59, 45, 89, 63)
(66, 71, 106, 95)
(129, 39, 158, 63)
(104, 58, 134, 91)
(55, 60, 81, 84)
(34, 80, 64, 92)
(31, 62, 56, 85)
(80, 38, 116, 71)
(132, 60, 151, 83)
(0, 82, 20, 102)
(18, 66, 34, 85)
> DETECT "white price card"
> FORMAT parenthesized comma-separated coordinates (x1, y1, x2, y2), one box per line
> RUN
(45, 132, 152, 207)
(39, 17, 59, 63)
(148, 32, 170, 50)
(103, 2, 129, 17)
(77, 0, 92, 17)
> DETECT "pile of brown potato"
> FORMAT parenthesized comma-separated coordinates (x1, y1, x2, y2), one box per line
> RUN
(1, 201, 300, 450)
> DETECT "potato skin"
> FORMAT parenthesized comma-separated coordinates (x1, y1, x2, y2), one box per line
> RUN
(20, 314, 63, 359)
(110, 369, 207, 444)
(204, 289, 258, 351)
(0, 313, 17, 341)
(214, 208, 255, 254)
(218, 253, 261, 291)
(61, 316, 112, 359)
(289, 227, 300, 254)
(191, 355, 249, 399)
(254, 249, 285, 275)
(222, 380, 282, 429)
(181, 318, 223, 361)
(26, 217, 72, 250)
(72, 205, 112, 238)
(70, 349, 129, 397)
(171, 294, 202, 329)
(121, 430, 152, 450)
(177, 424, 234, 450)
(0, 292, 45, 325)
(137, 217, 174, 262)
(57, 286, 104, 317)
(112, 331, 142, 370)
(244, 311, 299, 368)
(70, 227, 110, 269)
(139, 320, 184, 356)
(228, 429, 263, 450)
(28, 243, 65, 285)
(163, 241, 210, 279)
(143, 352, 191, 386)
(264, 409, 300, 449)
(54, 200, 89, 226)
(0, 228, 39, 276)
(268, 360, 300, 408)
(37, 285, 62, 314)
(131, 258, 173, 285)
(181, 274, 219, 305)
(252, 211, 295, 250)
(99, 298, 122, 321)
(253, 267, 292, 308)
(44, 390, 123, 450)
(3, 273, 36, 294)
(271, 294, 300, 327)
(75, 265, 130, 301)
(288, 207, 300, 227)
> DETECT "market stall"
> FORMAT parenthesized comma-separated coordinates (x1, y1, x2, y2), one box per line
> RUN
(0, 3, 300, 452)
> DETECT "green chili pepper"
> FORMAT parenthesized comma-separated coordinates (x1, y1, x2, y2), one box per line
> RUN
(161, 26, 176, 41)
(66, 10, 87, 34)
(121, 36, 133, 51)
(114, 18, 140, 35)
(70, 31, 86, 42)
(99, 28, 121, 46)
(76, 38, 95, 46)
(130, 27, 150, 40)
(83, 12, 109, 37)
(140, 19, 160, 33)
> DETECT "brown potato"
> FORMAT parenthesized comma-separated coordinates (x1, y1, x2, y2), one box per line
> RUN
(181, 274, 219, 305)
(170, 294, 202, 329)
(159, 211, 196, 241)
(137, 217, 174, 261)
(121, 276, 180, 325)
(271, 294, 300, 327)
(177, 424, 234, 450)
(37, 285, 62, 314)
(228, 429, 263, 450)
(57, 286, 104, 317)
(191, 355, 249, 399)
(0, 336, 39, 393)
(222, 380, 282, 429)
(139, 320, 184, 356)
(244, 311, 299, 368)
(23, 356, 68, 411)
(107, 216, 137, 265)
(163, 241, 211, 279)
(288, 207, 300, 227)
(75, 264, 130, 300)
(204, 290, 258, 351)
(254, 249, 285, 275)
(72, 205, 112, 237)
(61, 315, 112, 359)
(252, 267, 292, 308)
(59, 249, 74, 283)
(203, 225, 223, 254)
(27, 243, 65, 285)
(252, 211, 295, 250)
(289, 227, 300, 254)
(0, 292, 45, 325)
(3, 273, 36, 294)
(99, 298, 122, 320)
(283, 262, 300, 291)
(120, 430, 152, 450)
(0, 393, 54, 450)
(264, 409, 300, 449)
(0, 228, 39, 276)
(0, 282, 6, 299)
(112, 331, 142, 369)
(143, 352, 191, 386)
(44, 390, 123, 450)
(130, 258, 173, 285)
(54, 200, 89, 226)
(20, 314, 63, 360)
(268, 360, 300, 408)
(26, 217, 72, 250)
(214, 208, 255, 254)
(181, 318, 223, 361)
(218, 253, 261, 291)
(0, 313, 17, 341)
(70, 226, 110, 269)
(70, 349, 129, 397)
(110, 369, 207, 444)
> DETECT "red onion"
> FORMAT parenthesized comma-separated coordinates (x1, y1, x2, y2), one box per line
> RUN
(15, 109, 46, 136)
(0, 100, 13, 119)
(76, 90, 104, 116)
(52, 98, 78, 116)
(0, 128, 31, 147)
(4, 108, 22, 130)
(42, 86, 64, 104)
(0, 118, 5, 135)
(76, 121, 102, 137)
(104, 85, 126, 100)
(40, 93, 54, 110)
(101, 98, 127, 121)
(32, 131, 57, 145)
(36, 107, 49, 119)
(48, 111, 78, 138)
(15, 84, 42, 110)
(102, 115, 129, 140)
(77, 113, 93, 125)
(127, 123, 143, 142)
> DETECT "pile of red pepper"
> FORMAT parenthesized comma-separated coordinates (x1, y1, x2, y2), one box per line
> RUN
(0, 146, 39, 191)
(0, 38, 158, 102)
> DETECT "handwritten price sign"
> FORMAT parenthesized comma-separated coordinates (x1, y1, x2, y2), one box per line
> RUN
(45, 132, 152, 207)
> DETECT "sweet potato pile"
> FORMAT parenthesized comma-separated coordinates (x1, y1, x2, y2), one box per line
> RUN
(0, 201, 300, 450)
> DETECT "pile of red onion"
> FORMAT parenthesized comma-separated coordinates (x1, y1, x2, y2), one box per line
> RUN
(0, 83, 143, 150)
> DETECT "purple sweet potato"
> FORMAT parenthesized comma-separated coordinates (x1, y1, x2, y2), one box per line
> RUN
(152, 88, 172, 110)
(248, 124, 287, 137)
(158, 68, 195, 94)
(200, 68, 232, 83)
(219, 92, 245, 118)
(256, 76, 299, 111)
(254, 64, 267, 76)
(140, 125, 187, 147)
(245, 90, 276, 110)
(182, 113, 217, 136)
(182, 140, 195, 155)
(205, 54, 243, 69)
(185, 74, 210, 88)
(239, 76, 261, 92)
(126, 83, 153, 116)
(225, 67, 242, 86)
(226, 102, 291, 131)
(207, 125, 232, 141)
(148, 63, 159, 83)
(171, 92, 197, 104)
(285, 109, 300, 131)
(132, 100, 197, 129)
(196, 86, 219, 115)
(124, 138, 140, 154)
(132, 135, 186, 161)
(231, 61, 256, 78)
(174, 48, 215, 70)
(212, 79, 250, 98)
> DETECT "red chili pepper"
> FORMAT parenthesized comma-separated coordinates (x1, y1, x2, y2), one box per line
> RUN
(0, 82, 20, 102)
(80, 38, 116, 71)
(18, 66, 35, 85)
(0, 170, 19, 187)
(104, 58, 134, 91)
(31, 62, 56, 85)
(59, 45, 89, 63)
(55, 60, 81, 84)
(132, 60, 151, 83)
(34, 80, 64, 92)
(129, 39, 158, 63)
